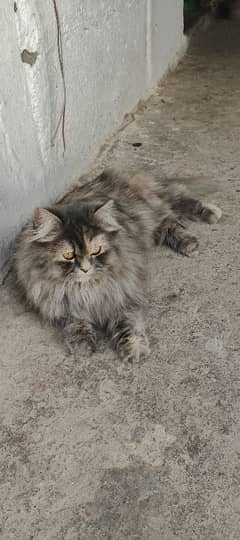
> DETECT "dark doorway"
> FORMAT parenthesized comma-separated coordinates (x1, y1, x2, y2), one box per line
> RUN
(184, 0, 203, 32)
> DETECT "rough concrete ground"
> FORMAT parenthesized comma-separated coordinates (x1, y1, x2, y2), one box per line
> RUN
(1, 14, 240, 540)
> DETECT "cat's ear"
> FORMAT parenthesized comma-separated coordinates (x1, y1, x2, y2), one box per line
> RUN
(94, 200, 120, 232)
(33, 208, 62, 242)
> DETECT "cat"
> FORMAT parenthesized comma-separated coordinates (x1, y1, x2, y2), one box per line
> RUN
(15, 169, 222, 361)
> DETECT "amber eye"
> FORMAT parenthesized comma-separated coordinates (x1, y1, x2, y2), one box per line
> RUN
(63, 251, 75, 261)
(91, 246, 102, 256)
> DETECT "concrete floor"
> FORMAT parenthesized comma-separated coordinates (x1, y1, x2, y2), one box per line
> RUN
(1, 14, 240, 540)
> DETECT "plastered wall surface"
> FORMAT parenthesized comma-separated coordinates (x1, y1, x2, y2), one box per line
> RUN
(0, 0, 184, 274)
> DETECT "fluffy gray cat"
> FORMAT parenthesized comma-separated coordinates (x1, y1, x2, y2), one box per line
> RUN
(16, 169, 221, 361)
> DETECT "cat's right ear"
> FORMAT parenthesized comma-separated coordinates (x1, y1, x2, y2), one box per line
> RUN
(33, 208, 62, 242)
(94, 200, 121, 232)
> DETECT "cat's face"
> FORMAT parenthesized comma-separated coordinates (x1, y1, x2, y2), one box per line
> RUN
(32, 201, 120, 284)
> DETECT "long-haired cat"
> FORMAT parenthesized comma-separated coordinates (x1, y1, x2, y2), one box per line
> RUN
(16, 169, 221, 361)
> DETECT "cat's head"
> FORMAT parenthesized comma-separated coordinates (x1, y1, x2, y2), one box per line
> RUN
(31, 200, 121, 283)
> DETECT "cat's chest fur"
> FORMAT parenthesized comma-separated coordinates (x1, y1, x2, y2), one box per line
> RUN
(33, 267, 144, 325)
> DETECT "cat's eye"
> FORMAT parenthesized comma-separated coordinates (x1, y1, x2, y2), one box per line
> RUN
(63, 251, 75, 260)
(91, 246, 102, 256)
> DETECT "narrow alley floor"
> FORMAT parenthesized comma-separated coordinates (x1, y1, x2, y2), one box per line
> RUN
(1, 13, 240, 540)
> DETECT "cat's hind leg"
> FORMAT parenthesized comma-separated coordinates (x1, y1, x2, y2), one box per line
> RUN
(154, 214, 199, 257)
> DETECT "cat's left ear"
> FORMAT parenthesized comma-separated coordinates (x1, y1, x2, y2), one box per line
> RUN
(94, 200, 120, 232)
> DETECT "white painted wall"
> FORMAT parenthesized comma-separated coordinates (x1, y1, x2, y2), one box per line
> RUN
(0, 0, 184, 275)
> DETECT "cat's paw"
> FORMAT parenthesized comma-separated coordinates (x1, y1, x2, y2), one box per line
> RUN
(120, 334, 150, 363)
(65, 337, 96, 357)
(63, 322, 97, 356)
(178, 235, 199, 257)
(202, 203, 222, 224)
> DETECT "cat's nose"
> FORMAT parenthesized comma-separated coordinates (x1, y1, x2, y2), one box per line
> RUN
(80, 258, 91, 273)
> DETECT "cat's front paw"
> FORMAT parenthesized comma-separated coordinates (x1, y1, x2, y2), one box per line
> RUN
(65, 337, 96, 356)
(64, 322, 97, 356)
(120, 334, 150, 363)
